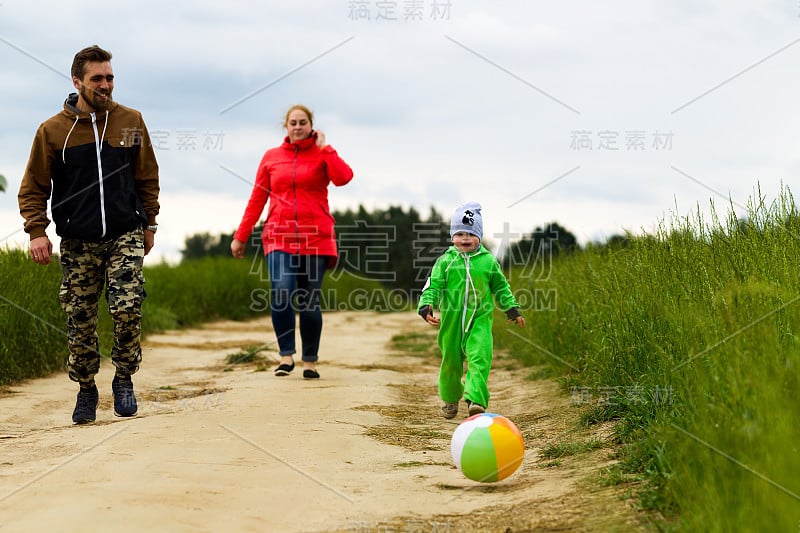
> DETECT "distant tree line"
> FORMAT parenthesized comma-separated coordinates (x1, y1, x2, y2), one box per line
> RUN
(500, 221, 578, 270)
(330, 205, 451, 292)
(181, 205, 631, 293)
(182, 205, 451, 293)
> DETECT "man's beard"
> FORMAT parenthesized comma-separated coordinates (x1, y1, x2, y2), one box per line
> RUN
(80, 84, 112, 111)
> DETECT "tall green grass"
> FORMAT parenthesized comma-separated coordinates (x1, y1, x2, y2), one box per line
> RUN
(0, 253, 396, 386)
(0, 249, 68, 383)
(496, 187, 800, 530)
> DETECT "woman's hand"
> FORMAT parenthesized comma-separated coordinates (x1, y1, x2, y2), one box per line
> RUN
(314, 130, 327, 148)
(231, 239, 246, 259)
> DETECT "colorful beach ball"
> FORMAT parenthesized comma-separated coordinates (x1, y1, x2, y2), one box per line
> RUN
(451, 413, 525, 483)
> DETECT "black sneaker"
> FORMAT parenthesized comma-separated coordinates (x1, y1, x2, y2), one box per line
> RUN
(72, 384, 99, 425)
(112, 376, 138, 417)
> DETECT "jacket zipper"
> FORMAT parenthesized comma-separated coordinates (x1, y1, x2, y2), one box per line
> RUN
(461, 250, 480, 333)
(90, 112, 107, 238)
(292, 145, 299, 249)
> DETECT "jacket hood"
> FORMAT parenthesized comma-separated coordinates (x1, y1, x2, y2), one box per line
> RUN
(62, 92, 118, 120)
(280, 134, 318, 151)
(445, 243, 489, 258)
(58, 93, 118, 165)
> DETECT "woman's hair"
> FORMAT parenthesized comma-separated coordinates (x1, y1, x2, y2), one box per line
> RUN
(71, 45, 112, 80)
(283, 104, 314, 128)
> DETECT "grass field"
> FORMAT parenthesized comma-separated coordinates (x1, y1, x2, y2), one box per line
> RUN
(495, 189, 800, 530)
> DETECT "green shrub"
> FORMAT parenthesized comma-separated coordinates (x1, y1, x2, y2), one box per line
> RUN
(1, 252, 403, 386)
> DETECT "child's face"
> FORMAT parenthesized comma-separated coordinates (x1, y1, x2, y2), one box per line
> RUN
(452, 232, 480, 253)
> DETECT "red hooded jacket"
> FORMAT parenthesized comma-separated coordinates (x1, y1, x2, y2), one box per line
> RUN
(234, 134, 353, 266)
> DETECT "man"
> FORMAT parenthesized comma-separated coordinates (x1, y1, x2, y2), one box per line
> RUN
(18, 45, 160, 424)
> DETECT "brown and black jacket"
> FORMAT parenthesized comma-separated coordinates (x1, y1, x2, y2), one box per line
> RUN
(18, 93, 160, 241)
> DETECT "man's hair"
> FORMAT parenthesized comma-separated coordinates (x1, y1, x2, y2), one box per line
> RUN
(71, 45, 112, 80)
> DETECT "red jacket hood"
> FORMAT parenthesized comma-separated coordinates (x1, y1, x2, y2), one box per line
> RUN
(280, 135, 318, 151)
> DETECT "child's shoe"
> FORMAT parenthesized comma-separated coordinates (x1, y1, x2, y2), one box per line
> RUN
(441, 402, 459, 419)
(466, 400, 485, 416)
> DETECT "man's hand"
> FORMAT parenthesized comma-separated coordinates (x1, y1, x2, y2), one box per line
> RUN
(29, 235, 53, 265)
(144, 229, 155, 255)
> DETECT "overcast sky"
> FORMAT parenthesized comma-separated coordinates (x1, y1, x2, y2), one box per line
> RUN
(1, 1, 799, 262)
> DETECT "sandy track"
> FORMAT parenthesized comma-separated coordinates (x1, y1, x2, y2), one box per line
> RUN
(0, 311, 644, 532)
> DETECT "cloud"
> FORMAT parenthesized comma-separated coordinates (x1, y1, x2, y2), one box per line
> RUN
(1, 0, 798, 256)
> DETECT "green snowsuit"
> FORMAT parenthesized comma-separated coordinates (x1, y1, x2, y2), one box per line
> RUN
(418, 245, 520, 408)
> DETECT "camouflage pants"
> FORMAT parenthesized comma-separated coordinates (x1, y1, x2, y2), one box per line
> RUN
(59, 228, 145, 384)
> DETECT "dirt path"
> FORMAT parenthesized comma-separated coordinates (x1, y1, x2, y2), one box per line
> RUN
(0, 311, 645, 532)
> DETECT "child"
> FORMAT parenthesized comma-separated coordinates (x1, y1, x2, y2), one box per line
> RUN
(418, 202, 526, 419)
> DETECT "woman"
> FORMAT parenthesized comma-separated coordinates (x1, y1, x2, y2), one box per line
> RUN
(231, 104, 353, 379)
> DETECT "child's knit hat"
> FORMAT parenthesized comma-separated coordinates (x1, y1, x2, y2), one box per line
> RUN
(450, 201, 483, 239)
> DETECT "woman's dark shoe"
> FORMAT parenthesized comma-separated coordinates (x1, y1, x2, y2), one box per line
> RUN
(302, 369, 320, 379)
(274, 361, 295, 376)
